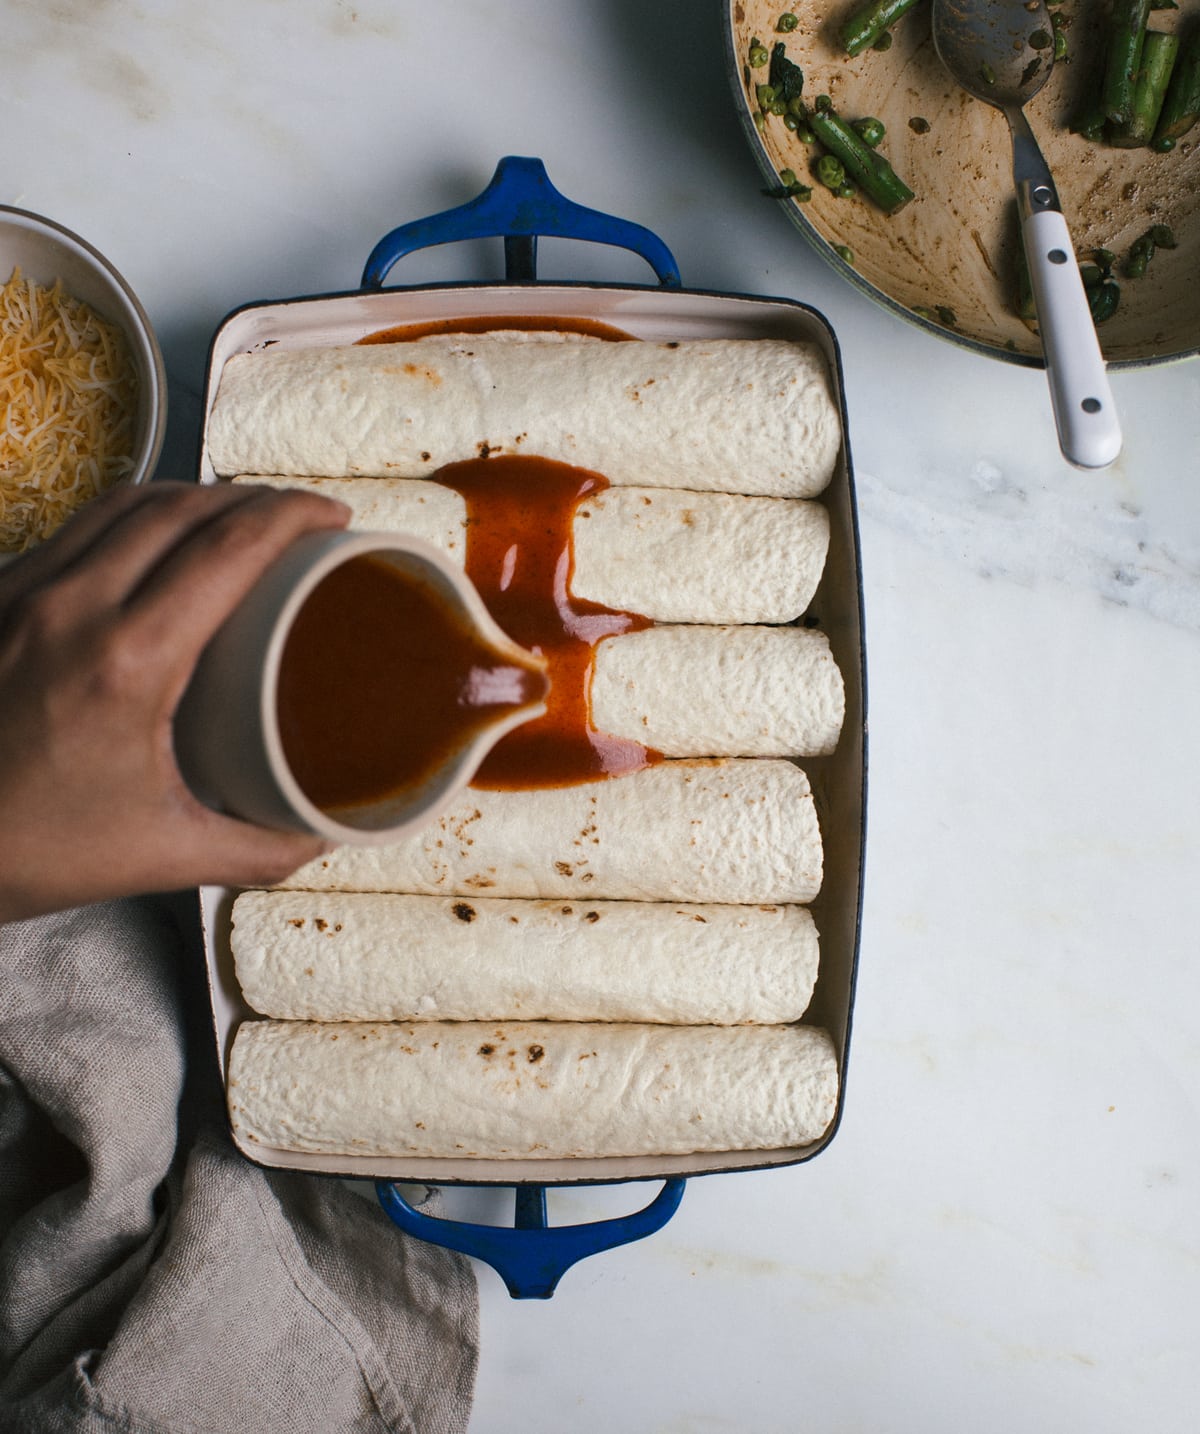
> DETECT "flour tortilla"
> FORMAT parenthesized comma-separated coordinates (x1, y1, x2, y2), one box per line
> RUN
(207, 333, 840, 498)
(227, 1018, 839, 1159)
(232, 475, 830, 625)
(231, 889, 818, 1025)
(593, 626, 844, 757)
(277, 758, 822, 905)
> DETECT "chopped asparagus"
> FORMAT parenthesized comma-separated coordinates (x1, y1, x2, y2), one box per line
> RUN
(808, 107, 915, 214)
(839, 0, 925, 59)
(1102, 0, 1153, 126)
(1110, 28, 1179, 146)
(1153, 22, 1200, 146)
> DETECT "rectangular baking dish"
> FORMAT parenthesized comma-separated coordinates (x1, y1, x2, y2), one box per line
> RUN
(196, 159, 866, 1198)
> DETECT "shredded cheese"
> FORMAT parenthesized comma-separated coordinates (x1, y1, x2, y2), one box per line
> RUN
(1, 266, 139, 552)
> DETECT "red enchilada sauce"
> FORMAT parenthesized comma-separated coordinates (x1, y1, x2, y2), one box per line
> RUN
(276, 556, 546, 812)
(358, 314, 635, 344)
(433, 454, 660, 789)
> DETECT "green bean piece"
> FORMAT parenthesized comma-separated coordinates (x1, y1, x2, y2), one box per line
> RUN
(872, 30, 894, 51)
(1079, 262, 1105, 289)
(1092, 248, 1117, 274)
(1153, 22, 1200, 144)
(1101, 0, 1152, 127)
(817, 153, 847, 190)
(839, 0, 924, 58)
(834, 245, 855, 264)
(1088, 281, 1121, 324)
(935, 306, 958, 326)
(796, 124, 816, 144)
(757, 84, 777, 109)
(1149, 223, 1177, 247)
(749, 39, 770, 67)
(837, 181, 857, 197)
(1110, 28, 1179, 146)
(852, 116, 886, 146)
(1125, 232, 1155, 277)
(776, 11, 800, 31)
(809, 106, 915, 214)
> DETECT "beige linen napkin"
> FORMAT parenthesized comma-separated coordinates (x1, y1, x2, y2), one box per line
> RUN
(0, 895, 478, 1434)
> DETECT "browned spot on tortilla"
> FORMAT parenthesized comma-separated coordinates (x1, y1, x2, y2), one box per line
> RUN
(584, 911, 600, 923)
(478, 1044, 495, 1056)
(527, 1044, 545, 1063)
(555, 860, 573, 876)
(452, 902, 476, 922)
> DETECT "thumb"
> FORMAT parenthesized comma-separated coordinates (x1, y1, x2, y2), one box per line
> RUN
(182, 808, 335, 891)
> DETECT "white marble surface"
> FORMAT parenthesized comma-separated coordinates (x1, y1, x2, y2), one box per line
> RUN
(6, 2, 1199, 1431)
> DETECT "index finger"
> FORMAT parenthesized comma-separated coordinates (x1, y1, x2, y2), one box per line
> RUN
(125, 482, 352, 677)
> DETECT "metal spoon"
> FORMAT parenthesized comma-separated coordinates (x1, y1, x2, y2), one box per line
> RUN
(931, 0, 1121, 469)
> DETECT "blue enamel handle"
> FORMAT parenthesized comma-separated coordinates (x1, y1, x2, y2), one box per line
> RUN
(361, 155, 681, 288)
(376, 1179, 686, 1299)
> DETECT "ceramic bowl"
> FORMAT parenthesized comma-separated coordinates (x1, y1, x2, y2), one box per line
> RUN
(1, 204, 167, 541)
(725, 0, 1200, 368)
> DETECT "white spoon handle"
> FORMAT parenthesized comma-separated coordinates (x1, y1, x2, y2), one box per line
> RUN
(1022, 207, 1122, 470)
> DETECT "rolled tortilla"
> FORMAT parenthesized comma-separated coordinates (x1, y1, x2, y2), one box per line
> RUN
(231, 475, 831, 625)
(593, 626, 844, 757)
(227, 1018, 839, 1159)
(207, 333, 840, 498)
(277, 758, 822, 905)
(231, 889, 819, 1025)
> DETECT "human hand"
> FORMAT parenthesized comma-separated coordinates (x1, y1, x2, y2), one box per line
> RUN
(0, 481, 351, 923)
